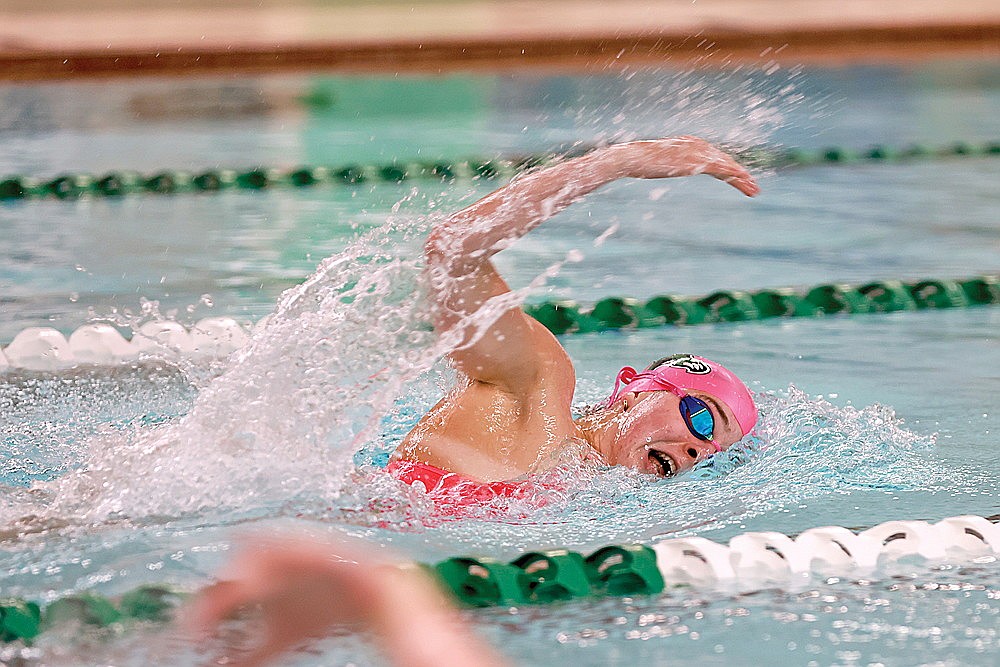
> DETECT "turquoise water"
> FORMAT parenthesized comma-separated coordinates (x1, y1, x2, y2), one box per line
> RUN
(0, 60, 998, 665)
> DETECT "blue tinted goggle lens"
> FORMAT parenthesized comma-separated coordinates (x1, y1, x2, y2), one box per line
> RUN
(679, 396, 715, 441)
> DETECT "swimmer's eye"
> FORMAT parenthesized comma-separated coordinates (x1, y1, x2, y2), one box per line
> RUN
(648, 450, 676, 477)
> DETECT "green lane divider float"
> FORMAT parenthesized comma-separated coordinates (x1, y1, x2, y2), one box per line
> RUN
(524, 275, 1000, 335)
(742, 140, 1000, 168)
(1, 141, 997, 201)
(0, 585, 182, 644)
(0, 545, 663, 643)
(0, 158, 542, 202)
(433, 544, 664, 607)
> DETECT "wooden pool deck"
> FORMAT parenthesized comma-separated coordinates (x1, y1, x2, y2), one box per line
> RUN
(2, 0, 999, 80)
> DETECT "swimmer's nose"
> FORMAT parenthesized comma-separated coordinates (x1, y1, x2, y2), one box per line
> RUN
(663, 441, 715, 470)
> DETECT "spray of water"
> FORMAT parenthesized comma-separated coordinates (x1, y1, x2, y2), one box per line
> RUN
(0, 62, 811, 533)
(0, 182, 600, 531)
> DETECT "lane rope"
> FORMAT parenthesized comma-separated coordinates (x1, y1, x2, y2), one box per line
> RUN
(1, 141, 997, 201)
(2, 514, 997, 642)
(524, 274, 1000, 334)
(1, 274, 997, 371)
(0, 318, 249, 372)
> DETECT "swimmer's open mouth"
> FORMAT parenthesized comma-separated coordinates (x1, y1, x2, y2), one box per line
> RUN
(648, 449, 677, 477)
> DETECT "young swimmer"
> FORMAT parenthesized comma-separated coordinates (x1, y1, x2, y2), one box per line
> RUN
(187, 138, 759, 664)
(390, 136, 760, 491)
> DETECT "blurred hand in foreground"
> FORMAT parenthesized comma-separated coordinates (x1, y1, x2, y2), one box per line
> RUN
(185, 532, 509, 667)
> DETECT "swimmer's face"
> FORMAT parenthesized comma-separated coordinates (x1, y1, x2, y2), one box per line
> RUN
(605, 390, 743, 477)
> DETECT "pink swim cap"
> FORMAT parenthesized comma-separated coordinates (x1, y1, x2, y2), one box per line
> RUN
(602, 354, 758, 437)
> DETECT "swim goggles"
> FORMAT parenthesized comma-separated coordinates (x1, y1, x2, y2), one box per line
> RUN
(607, 367, 723, 452)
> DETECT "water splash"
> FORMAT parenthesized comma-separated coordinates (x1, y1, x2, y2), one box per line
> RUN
(0, 210, 441, 525)
(1, 241, 952, 543)
(1, 65, 806, 532)
(569, 62, 805, 158)
(353, 384, 952, 555)
(0, 178, 598, 531)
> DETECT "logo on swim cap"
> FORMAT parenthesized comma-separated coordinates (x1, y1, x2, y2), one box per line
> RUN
(649, 354, 711, 375)
(617, 353, 757, 438)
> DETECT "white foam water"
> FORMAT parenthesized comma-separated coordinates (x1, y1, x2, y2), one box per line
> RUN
(1, 57, 809, 534)
(0, 209, 439, 525)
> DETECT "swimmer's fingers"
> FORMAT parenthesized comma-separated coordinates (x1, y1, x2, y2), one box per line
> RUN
(183, 579, 282, 667)
(620, 137, 760, 196)
(674, 139, 760, 197)
(182, 536, 385, 666)
(710, 161, 760, 197)
(185, 536, 512, 667)
(184, 579, 257, 640)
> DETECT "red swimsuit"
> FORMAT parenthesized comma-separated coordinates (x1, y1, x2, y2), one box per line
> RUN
(386, 460, 538, 505)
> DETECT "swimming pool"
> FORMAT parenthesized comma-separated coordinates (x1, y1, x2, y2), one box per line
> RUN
(1, 59, 998, 665)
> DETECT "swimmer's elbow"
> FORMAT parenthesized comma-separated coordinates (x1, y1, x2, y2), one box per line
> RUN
(424, 228, 450, 265)
(424, 220, 478, 274)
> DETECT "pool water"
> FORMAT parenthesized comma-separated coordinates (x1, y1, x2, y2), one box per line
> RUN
(1, 59, 998, 665)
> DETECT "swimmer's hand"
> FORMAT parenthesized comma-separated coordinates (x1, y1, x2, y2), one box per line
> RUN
(610, 136, 760, 196)
(184, 533, 509, 667)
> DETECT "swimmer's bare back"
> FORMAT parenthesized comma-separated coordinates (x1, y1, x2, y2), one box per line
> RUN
(393, 137, 758, 482)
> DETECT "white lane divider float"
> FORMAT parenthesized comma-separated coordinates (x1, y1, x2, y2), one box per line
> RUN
(0, 318, 250, 371)
(650, 516, 1000, 589)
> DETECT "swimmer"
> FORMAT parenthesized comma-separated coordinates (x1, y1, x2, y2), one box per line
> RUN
(391, 137, 759, 488)
(187, 532, 508, 667)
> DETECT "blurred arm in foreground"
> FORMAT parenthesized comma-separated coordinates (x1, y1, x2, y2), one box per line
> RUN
(186, 533, 509, 667)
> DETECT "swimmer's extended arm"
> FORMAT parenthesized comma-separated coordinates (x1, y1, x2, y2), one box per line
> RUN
(426, 137, 758, 391)
(187, 533, 510, 667)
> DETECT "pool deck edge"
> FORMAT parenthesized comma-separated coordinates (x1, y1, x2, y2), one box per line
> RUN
(2, 4, 999, 81)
